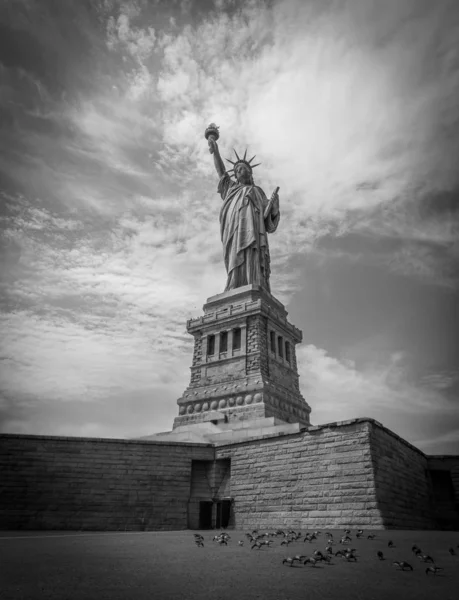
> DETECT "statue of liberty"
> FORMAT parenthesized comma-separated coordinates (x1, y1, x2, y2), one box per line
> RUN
(205, 123, 280, 293)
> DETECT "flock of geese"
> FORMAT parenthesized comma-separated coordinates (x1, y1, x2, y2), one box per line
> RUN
(193, 528, 458, 576)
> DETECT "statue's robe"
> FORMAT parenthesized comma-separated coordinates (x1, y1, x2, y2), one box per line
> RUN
(218, 172, 280, 292)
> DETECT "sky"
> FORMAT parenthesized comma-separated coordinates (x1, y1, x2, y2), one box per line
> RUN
(0, 0, 458, 455)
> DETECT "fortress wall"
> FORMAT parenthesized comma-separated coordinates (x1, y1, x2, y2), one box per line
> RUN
(216, 419, 385, 530)
(368, 423, 435, 529)
(0, 434, 213, 531)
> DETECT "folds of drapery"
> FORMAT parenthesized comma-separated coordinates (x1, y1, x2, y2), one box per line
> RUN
(217, 173, 280, 291)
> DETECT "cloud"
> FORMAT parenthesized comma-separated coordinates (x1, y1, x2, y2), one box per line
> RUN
(413, 428, 459, 455)
(297, 343, 459, 450)
(1, 0, 458, 451)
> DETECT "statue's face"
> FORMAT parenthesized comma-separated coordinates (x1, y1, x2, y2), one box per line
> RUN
(235, 163, 252, 184)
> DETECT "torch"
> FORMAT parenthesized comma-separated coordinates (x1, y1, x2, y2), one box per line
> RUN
(205, 123, 220, 154)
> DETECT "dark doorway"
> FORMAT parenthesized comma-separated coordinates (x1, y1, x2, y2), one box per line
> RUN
(199, 501, 213, 529)
(216, 500, 231, 529)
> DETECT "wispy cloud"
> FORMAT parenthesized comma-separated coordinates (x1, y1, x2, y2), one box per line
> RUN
(0, 0, 458, 450)
(298, 344, 459, 450)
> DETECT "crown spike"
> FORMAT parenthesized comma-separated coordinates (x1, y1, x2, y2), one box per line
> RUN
(248, 155, 257, 164)
(225, 158, 236, 165)
(251, 163, 261, 169)
(233, 148, 240, 161)
(243, 148, 248, 161)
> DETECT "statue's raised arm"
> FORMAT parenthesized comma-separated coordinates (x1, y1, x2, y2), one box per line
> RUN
(204, 123, 281, 294)
(205, 123, 225, 178)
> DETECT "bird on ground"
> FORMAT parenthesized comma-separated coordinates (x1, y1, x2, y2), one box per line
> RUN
(194, 534, 204, 541)
(325, 532, 333, 538)
(251, 540, 272, 550)
(326, 546, 333, 554)
(356, 529, 364, 538)
(344, 529, 351, 534)
(282, 557, 295, 567)
(318, 554, 332, 564)
(417, 554, 434, 563)
(448, 547, 455, 556)
(303, 557, 318, 567)
(392, 561, 413, 571)
(426, 566, 444, 576)
(343, 549, 357, 562)
(334, 550, 346, 558)
(238, 540, 244, 546)
(313, 550, 325, 559)
(377, 551, 384, 560)
(218, 538, 227, 546)
(340, 536, 352, 544)
(292, 555, 307, 563)
(195, 539, 204, 547)
(281, 539, 292, 546)
(367, 534, 376, 540)
(411, 545, 420, 553)
(343, 553, 357, 562)
(388, 541, 395, 548)
(276, 529, 286, 537)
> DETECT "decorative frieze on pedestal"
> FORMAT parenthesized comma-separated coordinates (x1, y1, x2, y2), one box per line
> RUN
(173, 285, 311, 429)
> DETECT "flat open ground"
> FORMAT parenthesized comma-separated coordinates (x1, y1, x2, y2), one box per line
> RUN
(0, 529, 458, 600)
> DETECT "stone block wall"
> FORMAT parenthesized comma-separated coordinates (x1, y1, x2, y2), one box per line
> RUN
(368, 424, 435, 529)
(0, 434, 213, 531)
(215, 419, 385, 530)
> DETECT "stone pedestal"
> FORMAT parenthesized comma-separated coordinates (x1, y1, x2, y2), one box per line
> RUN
(173, 284, 311, 429)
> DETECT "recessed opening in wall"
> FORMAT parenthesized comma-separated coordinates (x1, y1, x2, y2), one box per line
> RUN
(270, 331, 276, 353)
(199, 501, 213, 529)
(207, 335, 215, 356)
(277, 336, 284, 358)
(220, 331, 228, 353)
(285, 341, 291, 363)
(216, 500, 232, 529)
(430, 470, 455, 503)
(232, 327, 241, 350)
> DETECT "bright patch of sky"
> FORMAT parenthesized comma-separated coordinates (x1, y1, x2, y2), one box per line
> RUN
(0, 0, 458, 454)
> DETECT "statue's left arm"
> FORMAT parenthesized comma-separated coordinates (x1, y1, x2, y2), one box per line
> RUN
(264, 189, 280, 234)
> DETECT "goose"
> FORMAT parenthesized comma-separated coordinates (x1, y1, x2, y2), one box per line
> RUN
(417, 554, 434, 563)
(426, 566, 444, 576)
(392, 561, 413, 571)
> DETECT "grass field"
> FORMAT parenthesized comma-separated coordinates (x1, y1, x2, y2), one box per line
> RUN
(1, 528, 458, 600)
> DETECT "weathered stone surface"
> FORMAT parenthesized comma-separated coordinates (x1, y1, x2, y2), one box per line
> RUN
(1, 419, 458, 531)
(173, 285, 310, 430)
(0, 434, 213, 531)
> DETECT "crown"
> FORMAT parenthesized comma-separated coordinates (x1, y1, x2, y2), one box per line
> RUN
(225, 148, 261, 175)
